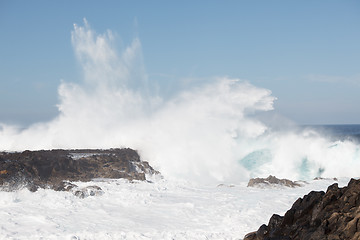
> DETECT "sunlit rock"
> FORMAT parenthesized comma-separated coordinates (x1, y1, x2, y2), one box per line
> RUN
(247, 175, 303, 188)
(0, 148, 160, 192)
(244, 178, 360, 240)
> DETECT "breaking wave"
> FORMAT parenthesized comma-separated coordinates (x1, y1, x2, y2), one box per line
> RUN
(1, 19, 359, 183)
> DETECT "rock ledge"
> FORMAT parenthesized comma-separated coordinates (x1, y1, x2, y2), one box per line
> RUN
(0, 148, 159, 192)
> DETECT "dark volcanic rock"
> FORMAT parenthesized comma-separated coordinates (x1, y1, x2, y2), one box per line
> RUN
(0, 148, 159, 192)
(244, 178, 360, 240)
(74, 185, 104, 198)
(247, 175, 302, 188)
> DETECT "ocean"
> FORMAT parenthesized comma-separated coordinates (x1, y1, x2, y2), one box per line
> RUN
(0, 169, 352, 239)
(0, 125, 358, 239)
(305, 124, 360, 142)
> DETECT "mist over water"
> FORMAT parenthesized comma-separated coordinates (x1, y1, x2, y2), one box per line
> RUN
(1, 20, 359, 183)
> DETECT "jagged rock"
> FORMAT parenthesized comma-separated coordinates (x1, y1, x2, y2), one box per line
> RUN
(314, 177, 338, 181)
(0, 148, 159, 192)
(244, 178, 360, 240)
(73, 185, 104, 198)
(247, 175, 302, 188)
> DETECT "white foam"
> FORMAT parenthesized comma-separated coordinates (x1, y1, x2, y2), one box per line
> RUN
(0, 178, 349, 239)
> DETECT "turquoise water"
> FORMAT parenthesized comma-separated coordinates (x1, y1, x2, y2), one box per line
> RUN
(238, 124, 360, 180)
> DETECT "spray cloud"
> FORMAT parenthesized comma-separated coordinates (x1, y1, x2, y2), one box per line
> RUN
(1, 20, 359, 183)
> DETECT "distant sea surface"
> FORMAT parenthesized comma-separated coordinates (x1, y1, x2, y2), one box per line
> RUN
(303, 124, 360, 142)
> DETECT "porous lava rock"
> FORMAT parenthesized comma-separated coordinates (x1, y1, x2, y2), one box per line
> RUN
(0, 148, 159, 192)
(244, 178, 360, 240)
(247, 175, 302, 188)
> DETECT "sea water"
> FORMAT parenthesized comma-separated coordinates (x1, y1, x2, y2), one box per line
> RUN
(0, 135, 357, 238)
(304, 124, 360, 143)
(0, 175, 351, 239)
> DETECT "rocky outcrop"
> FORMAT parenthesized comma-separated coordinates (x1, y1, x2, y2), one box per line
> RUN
(244, 178, 360, 240)
(247, 175, 302, 188)
(0, 148, 159, 192)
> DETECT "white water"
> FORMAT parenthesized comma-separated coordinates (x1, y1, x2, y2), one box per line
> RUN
(0, 177, 349, 239)
(1, 19, 359, 183)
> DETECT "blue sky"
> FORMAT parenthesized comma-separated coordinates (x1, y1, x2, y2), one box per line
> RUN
(0, 0, 359, 125)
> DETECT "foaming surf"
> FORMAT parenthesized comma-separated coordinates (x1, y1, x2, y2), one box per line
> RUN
(0, 19, 359, 184)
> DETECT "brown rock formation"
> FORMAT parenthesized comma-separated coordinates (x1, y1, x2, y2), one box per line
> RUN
(244, 178, 360, 240)
(247, 175, 302, 188)
(0, 148, 159, 192)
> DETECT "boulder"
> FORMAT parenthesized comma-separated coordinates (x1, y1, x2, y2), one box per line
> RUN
(73, 185, 104, 198)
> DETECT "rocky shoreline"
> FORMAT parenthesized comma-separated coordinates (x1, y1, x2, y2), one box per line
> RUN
(2, 149, 359, 237)
(244, 178, 360, 240)
(0, 148, 159, 193)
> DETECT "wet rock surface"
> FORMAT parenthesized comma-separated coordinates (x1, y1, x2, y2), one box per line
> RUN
(244, 178, 360, 240)
(73, 185, 105, 199)
(247, 175, 303, 188)
(0, 148, 159, 192)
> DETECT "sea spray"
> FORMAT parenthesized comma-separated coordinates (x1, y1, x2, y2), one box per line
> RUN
(0, 19, 359, 183)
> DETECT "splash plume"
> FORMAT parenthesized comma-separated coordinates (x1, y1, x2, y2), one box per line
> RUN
(0, 20, 359, 183)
